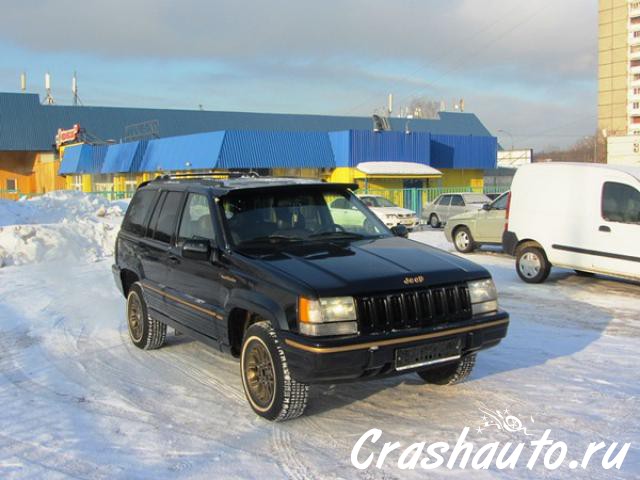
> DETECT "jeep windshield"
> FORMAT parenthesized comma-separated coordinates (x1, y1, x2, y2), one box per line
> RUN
(221, 188, 391, 250)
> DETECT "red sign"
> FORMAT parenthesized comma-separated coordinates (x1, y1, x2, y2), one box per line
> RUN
(56, 124, 81, 148)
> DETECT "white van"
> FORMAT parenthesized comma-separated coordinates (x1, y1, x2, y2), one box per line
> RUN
(502, 162, 640, 283)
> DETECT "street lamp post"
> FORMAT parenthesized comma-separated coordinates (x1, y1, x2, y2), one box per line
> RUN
(497, 129, 514, 151)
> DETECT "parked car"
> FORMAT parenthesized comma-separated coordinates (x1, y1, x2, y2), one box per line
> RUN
(445, 192, 509, 253)
(358, 194, 419, 230)
(113, 175, 509, 421)
(423, 192, 492, 228)
(503, 162, 640, 283)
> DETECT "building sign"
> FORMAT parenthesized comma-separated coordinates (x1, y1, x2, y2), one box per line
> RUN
(55, 124, 81, 148)
(497, 149, 533, 168)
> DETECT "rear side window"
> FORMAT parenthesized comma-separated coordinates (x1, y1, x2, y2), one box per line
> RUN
(148, 191, 184, 243)
(122, 190, 156, 235)
(451, 195, 465, 207)
(602, 182, 640, 224)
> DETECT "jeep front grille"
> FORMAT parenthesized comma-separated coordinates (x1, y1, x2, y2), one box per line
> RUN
(355, 283, 472, 335)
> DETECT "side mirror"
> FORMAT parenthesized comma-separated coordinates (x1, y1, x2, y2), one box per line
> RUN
(182, 238, 211, 260)
(482, 203, 491, 211)
(391, 224, 409, 238)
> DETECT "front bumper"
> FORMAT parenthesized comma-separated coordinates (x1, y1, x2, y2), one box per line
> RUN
(281, 311, 509, 384)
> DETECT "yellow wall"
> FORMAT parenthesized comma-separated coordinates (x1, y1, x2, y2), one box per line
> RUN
(33, 152, 66, 193)
(0, 151, 36, 199)
(599, 0, 629, 136)
(438, 169, 484, 191)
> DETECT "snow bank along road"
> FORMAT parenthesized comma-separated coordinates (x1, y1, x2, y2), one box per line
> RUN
(0, 194, 638, 479)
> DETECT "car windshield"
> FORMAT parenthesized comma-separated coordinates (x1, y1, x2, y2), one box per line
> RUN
(464, 194, 491, 204)
(362, 196, 397, 208)
(221, 188, 391, 249)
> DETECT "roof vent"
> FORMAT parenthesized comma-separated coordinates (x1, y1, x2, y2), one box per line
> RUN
(372, 114, 391, 133)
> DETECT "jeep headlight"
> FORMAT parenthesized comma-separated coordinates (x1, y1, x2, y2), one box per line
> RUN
(467, 279, 498, 315)
(298, 297, 358, 336)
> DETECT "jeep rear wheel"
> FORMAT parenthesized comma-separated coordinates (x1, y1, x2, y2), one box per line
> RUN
(126, 283, 167, 350)
(240, 322, 308, 421)
(417, 354, 476, 385)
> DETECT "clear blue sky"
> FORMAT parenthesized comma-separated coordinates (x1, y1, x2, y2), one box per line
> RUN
(0, 0, 597, 151)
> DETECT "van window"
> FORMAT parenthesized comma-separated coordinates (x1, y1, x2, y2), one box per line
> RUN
(151, 191, 184, 243)
(178, 194, 215, 244)
(602, 182, 640, 224)
(122, 189, 157, 235)
(450, 195, 465, 207)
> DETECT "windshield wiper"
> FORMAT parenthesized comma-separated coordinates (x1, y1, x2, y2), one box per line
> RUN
(238, 235, 305, 246)
(308, 231, 367, 240)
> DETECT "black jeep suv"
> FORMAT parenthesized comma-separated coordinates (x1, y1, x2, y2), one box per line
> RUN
(112, 176, 509, 421)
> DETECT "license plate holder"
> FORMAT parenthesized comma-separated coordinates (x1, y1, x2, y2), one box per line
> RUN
(395, 337, 462, 371)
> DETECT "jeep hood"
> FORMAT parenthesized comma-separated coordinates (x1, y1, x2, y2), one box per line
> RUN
(245, 236, 489, 297)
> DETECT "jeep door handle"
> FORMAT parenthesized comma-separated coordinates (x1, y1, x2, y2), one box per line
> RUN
(599, 225, 611, 233)
(168, 255, 181, 265)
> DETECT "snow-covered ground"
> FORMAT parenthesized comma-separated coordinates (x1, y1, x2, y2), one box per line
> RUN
(0, 193, 638, 479)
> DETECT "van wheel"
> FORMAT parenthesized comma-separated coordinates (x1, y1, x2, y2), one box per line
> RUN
(453, 227, 475, 253)
(240, 322, 309, 421)
(516, 246, 551, 283)
(418, 354, 476, 385)
(429, 214, 441, 229)
(126, 283, 167, 350)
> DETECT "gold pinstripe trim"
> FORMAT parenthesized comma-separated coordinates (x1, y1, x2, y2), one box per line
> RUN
(284, 318, 509, 354)
(142, 282, 223, 320)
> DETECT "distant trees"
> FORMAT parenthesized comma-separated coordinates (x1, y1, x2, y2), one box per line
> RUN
(533, 135, 600, 163)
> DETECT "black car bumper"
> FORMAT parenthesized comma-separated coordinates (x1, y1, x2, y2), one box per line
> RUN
(281, 311, 509, 384)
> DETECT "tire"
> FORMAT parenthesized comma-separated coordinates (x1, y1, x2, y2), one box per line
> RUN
(575, 270, 595, 277)
(240, 322, 309, 421)
(429, 214, 441, 229)
(126, 283, 167, 350)
(453, 227, 475, 253)
(516, 245, 551, 284)
(417, 354, 476, 385)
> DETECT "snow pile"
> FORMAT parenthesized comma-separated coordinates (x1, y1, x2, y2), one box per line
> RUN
(0, 191, 129, 267)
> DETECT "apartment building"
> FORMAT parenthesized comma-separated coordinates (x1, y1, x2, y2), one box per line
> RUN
(599, 0, 640, 164)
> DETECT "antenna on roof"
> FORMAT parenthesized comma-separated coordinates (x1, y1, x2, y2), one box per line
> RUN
(387, 93, 393, 117)
(20, 72, 27, 93)
(43, 72, 55, 105)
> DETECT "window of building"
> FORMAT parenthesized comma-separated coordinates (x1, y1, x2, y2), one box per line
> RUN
(5, 179, 17, 192)
(178, 194, 215, 244)
(602, 182, 640, 224)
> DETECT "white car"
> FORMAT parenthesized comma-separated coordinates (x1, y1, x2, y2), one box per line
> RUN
(503, 162, 640, 283)
(358, 195, 419, 230)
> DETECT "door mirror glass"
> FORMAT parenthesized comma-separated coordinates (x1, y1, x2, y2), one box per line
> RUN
(391, 225, 409, 238)
(182, 238, 211, 260)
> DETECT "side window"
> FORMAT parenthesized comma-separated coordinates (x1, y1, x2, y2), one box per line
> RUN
(178, 194, 216, 243)
(438, 195, 451, 206)
(122, 189, 157, 235)
(330, 198, 349, 209)
(451, 195, 465, 207)
(151, 191, 184, 244)
(492, 193, 508, 210)
(602, 182, 640, 224)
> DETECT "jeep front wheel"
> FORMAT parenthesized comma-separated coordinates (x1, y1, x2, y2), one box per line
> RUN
(417, 354, 476, 385)
(240, 322, 308, 421)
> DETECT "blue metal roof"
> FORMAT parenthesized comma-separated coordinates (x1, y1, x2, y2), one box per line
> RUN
(59, 144, 108, 174)
(139, 131, 224, 172)
(0, 92, 494, 152)
(101, 141, 140, 173)
(217, 130, 334, 169)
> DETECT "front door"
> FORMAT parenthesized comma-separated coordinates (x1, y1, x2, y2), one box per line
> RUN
(447, 194, 466, 222)
(591, 181, 640, 278)
(475, 192, 508, 243)
(166, 193, 224, 341)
